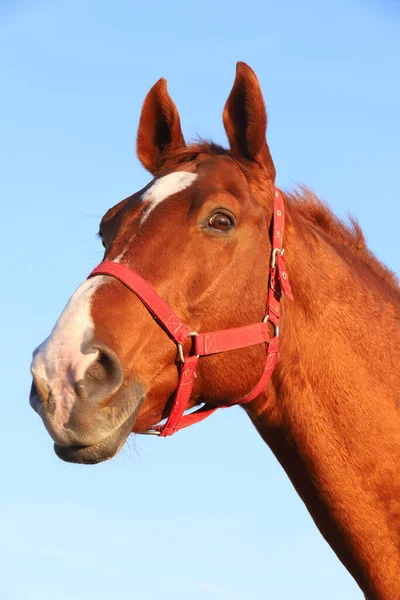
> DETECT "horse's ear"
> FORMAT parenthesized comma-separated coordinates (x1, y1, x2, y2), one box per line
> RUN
(223, 62, 275, 180)
(137, 78, 186, 175)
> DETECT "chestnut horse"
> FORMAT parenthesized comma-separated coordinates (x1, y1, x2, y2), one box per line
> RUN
(30, 63, 399, 599)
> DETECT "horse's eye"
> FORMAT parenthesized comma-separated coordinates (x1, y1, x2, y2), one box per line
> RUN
(208, 213, 234, 232)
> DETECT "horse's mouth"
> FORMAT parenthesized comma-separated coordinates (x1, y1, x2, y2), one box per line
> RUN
(30, 379, 146, 465)
(54, 434, 125, 464)
(53, 410, 138, 464)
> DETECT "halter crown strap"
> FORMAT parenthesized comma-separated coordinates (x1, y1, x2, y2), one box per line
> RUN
(88, 186, 292, 436)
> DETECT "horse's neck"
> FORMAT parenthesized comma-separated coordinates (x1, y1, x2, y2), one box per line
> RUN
(248, 213, 400, 599)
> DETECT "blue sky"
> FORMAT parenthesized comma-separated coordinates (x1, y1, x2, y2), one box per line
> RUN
(1, 1, 399, 598)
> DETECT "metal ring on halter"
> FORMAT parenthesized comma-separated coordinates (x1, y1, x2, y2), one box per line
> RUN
(140, 428, 161, 436)
(271, 247, 285, 269)
(177, 342, 185, 363)
(176, 331, 200, 363)
(189, 331, 200, 359)
(262, 314, 279, 338)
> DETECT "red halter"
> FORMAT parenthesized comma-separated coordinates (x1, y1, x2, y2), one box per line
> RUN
(89, 187, 293, 437)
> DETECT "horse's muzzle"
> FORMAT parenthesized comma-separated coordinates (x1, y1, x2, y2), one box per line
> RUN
(29, 340, 145, 463)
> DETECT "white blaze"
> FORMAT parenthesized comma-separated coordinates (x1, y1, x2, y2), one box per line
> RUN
(140, 171, 197, 224)
(30, 276, 109, 427)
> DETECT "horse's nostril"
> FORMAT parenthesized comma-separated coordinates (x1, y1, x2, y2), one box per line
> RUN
(97, 350, 118, 379)
(83, 351, 111, 385)
(30, 381, 39, 409)
(77, 343, 124, 405)
(30, 379, 48, 416)
(31, 374, 49, 404)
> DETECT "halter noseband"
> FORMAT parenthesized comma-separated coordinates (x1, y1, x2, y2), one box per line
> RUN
(89, 187, 293, 437)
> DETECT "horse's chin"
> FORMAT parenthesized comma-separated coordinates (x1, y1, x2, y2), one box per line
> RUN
(53, 414, 136, 464)
(54, 438, 123, 464)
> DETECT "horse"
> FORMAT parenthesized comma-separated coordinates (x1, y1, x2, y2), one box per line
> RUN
(29, 62, 400, 599)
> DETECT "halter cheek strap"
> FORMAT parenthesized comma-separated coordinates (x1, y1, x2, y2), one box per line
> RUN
(89, 187, 293, 437)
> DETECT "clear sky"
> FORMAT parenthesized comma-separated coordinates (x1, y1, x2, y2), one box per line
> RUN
(1, 1, 399, 599)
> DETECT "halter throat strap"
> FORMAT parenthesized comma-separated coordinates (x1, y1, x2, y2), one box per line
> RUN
(89, 187, 293, 437)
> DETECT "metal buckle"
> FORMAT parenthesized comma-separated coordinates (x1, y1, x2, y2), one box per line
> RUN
(271, 247, 285, 269)
(262, 314, 279, 337)
(177, 342, 185, 363)
(140, 429, 161, 436)
(176, 331, 199, 364)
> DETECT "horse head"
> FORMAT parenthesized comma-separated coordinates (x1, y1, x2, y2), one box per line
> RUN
(30, 63, 283, 463)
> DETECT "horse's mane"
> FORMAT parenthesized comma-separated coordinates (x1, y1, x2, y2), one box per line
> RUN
(286, 186, 398, 290)
(163, 142, 399, 290)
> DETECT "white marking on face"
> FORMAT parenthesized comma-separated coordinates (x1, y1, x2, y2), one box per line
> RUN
(140, 171, 197, 224)
(30, 276, 109, 428)
(108, 172, 197, 261)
